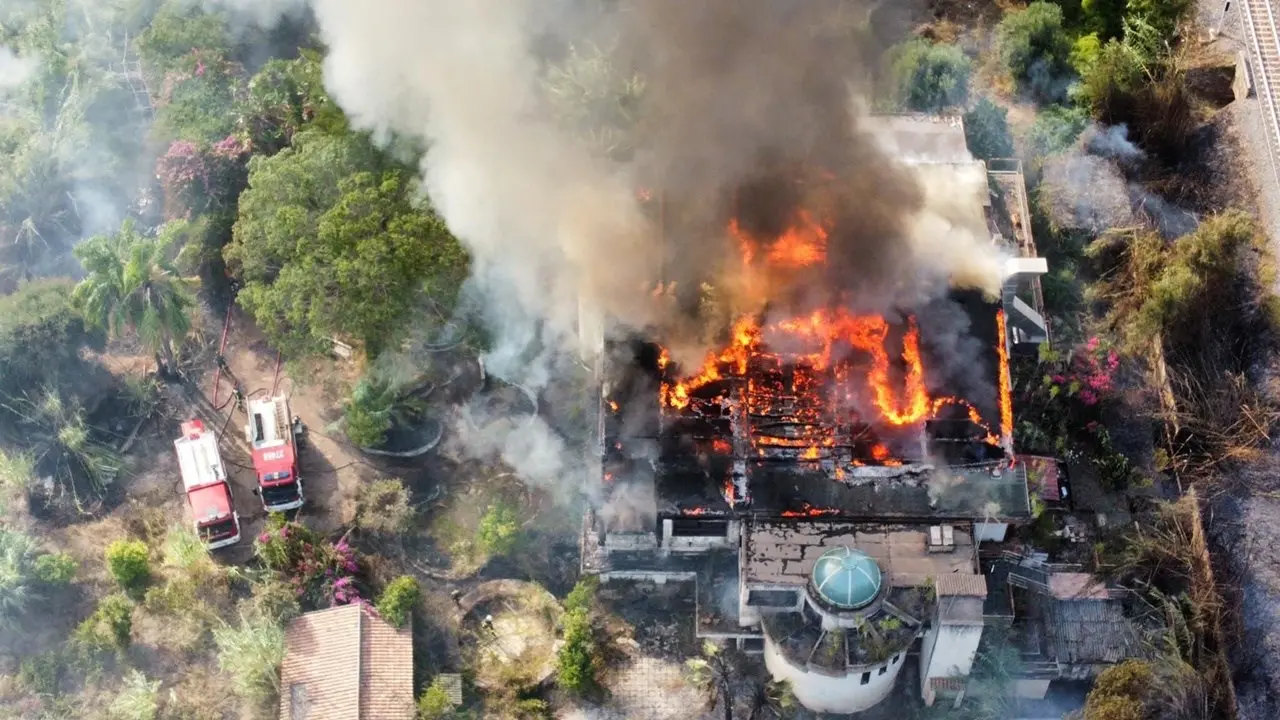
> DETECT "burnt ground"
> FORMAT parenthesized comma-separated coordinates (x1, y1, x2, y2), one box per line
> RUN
(1183, 3, 1280, 717)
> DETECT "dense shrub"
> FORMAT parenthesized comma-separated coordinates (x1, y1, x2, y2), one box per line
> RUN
(417, 677, 455, 720)
(355, 478, 415, 534)
(1027, 105, 1089, 156)
(153, 51, 246, 144)
(255, 516, 361, 608)
(156, 135, 249, 220)
(34, 551, 77, 586)
(884, 39, 972, 112)
(476, 503, 521, 558)
(375, 575, 420, 629)
(563, 576, 599, 614)
(997, 2, 1074, 100)
(74, 593, 134, 653)
(963, 97, 1015, 160)
(555, 607, 596, 695)
(105, 540, 151, 593)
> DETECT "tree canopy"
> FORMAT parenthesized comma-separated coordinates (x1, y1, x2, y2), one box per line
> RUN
(997, 1, 1074, 100)
(73, 218, 195, 369)
(226, 131, 469, 357)
(884, 39, 972, 112)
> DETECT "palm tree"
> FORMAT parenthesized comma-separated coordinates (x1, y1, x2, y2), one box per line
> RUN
(0, 528, 39, 631)
(73, 218, 194, 372)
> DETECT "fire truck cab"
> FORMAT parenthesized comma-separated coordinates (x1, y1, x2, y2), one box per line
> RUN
(174, 419, 241, 549)
(244, 395, 304, 512)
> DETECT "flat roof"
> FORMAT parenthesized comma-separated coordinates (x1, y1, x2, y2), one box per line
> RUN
(742, 519, 978, 589)
(174, 429, 227, 492)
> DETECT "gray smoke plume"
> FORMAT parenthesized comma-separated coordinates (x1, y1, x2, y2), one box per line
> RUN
(303, 0, 1002, 361)
(0, 46, 36, 99)
(1042, 123, 1198, 239)
(290, 0, 1010, 488)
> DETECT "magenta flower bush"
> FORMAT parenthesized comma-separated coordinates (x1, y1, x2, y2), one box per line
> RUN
(1043, 336, 1120, 407)
(254, 516, 363, 609)
(156, 134, 249, 220)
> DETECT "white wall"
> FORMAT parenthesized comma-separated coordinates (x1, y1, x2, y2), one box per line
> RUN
(763, 635, 905, 714)
(921, 624, 984, 680)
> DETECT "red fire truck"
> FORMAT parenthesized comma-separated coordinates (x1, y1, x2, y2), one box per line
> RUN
(244, 395, 305, 512)
(174, 419, 241, 549)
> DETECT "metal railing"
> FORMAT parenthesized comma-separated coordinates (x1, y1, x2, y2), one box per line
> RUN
(1242, 0, 1280, 190)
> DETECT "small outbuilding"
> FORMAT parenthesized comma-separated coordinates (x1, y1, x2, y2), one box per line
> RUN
(279, 603, 415, 719)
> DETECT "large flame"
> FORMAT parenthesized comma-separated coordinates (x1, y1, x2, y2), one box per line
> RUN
(656, 208, 1008, 466)
(995, 309, 1014, 443)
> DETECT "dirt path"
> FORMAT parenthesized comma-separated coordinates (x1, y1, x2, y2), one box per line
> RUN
(210, 307, 374, 540)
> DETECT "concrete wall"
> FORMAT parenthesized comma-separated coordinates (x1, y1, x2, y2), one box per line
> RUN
(763, 635, 905, 714)
(920, 622, 984, 706)
(1235, 51, 1255, 102)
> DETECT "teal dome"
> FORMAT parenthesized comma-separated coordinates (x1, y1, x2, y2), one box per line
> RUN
(811, 547, 882, 610)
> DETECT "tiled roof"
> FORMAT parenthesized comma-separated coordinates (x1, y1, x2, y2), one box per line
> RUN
(280, 604, 414, 720)
(935, 573, 988, 598)
(1043, 597, 1142, 665)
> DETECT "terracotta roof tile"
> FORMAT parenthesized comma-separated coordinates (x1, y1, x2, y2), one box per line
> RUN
(279, 604, 414, 720)
(935, 574, 988, 598)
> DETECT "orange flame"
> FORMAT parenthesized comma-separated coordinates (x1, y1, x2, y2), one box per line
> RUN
(781, 503, 840, 518)
(608, 400, 619, 412)
(730, 210, 829, 270)
(682, 506, 709, 516)
(995, 309, 1014, 442)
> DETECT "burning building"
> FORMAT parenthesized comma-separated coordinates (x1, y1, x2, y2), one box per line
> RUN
(580, 115, 1051, 714)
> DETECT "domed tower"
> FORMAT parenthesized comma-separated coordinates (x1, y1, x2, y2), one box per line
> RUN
(761, 547, 921, 714)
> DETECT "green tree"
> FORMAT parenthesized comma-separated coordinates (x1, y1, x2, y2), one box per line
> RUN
(134, 1, 231, 82)
(104, 539, 151, 593)
(213, 614, 286, 707)
(476, 503, 521, 558)
(376, 576, 420, 629)
(963, 97, 1015, 160)
(226, 131, 469, 358)
(3, 390, 122, 508)
(556, 607, 596, 695)
(73, 219, 195, 372)
(997, 2, 1074, 99)
(153, 51, 246, 144)
(236, 52, 346, 153)
(884, 39, 972, 112)
(0, 529, 39, 631)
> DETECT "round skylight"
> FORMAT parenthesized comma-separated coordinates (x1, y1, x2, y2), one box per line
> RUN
(811, 547, 883, 610)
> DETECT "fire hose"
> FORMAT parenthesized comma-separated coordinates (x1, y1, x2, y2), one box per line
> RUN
(211, 304, 234, 406)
